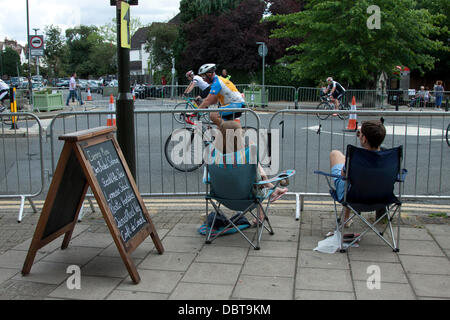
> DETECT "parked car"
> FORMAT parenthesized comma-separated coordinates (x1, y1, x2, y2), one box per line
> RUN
(86, 80, 101, 93)
(78, 79, 88, 90)
(134, 84, 162, 99)
(10, 77, 27, 88)
(56, 79, 70, 88)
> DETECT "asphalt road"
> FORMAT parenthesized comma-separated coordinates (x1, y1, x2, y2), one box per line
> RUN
(1, 101, 449, 201)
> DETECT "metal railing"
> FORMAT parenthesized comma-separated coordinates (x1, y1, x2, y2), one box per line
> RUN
(47, 108, 261, 198)
(267, 109, 450, 218)
(0, 112, 44, 221)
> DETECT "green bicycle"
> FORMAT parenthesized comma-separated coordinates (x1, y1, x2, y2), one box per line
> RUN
(173, 97, 211, 124)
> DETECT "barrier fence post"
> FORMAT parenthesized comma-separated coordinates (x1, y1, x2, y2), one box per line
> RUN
(396, 90, 400, 111)
(445, 97, 449, 112)
(10, 87, 18, 129)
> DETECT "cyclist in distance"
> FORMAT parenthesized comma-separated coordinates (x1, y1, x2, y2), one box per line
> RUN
(323, 77, 346, 112)
(197, 63, 245, 127)
(183, 70, 211, 103)
(0, 79, 10, 112)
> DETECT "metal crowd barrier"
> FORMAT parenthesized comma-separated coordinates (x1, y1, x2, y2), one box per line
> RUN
(47, 108, 261, 199)
(0, 112, 44, 222)
(267, 109, 450, 219)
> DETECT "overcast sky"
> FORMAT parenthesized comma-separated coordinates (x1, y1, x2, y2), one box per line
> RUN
(0, 0, 181, 45)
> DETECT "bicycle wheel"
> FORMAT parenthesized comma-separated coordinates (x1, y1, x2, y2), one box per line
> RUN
(165, 127, 204, 172)
(316, 102, 332, 120)
(172, 102, 192, 124)
(338, 102, 350, 120)
(446, 123, 450, 147)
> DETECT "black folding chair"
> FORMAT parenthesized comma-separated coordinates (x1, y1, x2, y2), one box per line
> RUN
(315, 145, 407, 252)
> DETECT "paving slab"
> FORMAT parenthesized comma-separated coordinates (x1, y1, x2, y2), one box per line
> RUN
(298, 250, 349, 270)
(49, 275, 123, 300)
(354, 281, 416, 300)
(296, 268, 353, 292)
(118, 269, 184, 294)
(13, 261, 70, 285)
(248, 240, 298, 258)
(242, 256, 296, 277)
(169, 282, 234, 300)
(42, 246, 103, 266)
(350, 261, 409, 283)
(399, 255, 450, 275)
(0, 249, 46, 269)
(295, 289, 355, 300)
(139, 251, 196, 272)
(408, 274, 450, 298)
(182, 262, 241, 285)
(397, 240, 445, 256)
(107, 290, 168, 300)
(233, 275, 294, 300)
(195, 245, 248, 264)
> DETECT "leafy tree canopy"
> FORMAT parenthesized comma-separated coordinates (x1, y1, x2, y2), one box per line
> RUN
(266, 0, 448, 88)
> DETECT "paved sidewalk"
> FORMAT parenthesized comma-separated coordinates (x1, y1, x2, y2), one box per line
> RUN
(0, 199, 449, 300)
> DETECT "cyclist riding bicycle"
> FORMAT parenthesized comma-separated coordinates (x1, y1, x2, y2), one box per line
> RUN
(197, 63, 245, 127)
(0, 79, 10, 112)
(183, 70, 211, 103)
(323, 77, 346, 111)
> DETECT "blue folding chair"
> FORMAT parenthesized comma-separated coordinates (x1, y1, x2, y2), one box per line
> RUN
(205, 163, 295, 250)
(315, 145, 407, 252)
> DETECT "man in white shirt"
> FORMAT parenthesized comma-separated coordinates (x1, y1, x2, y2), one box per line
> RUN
(65, 73, 84, 106)
(183, 70, 211, 100)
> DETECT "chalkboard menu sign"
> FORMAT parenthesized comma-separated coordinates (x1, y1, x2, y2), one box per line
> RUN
(84, 140, 147, 243)
(22, 127, 163, 284)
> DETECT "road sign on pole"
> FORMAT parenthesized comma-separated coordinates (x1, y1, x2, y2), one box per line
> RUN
(256, 42, 267, 107)
(29, 35, 44, 57)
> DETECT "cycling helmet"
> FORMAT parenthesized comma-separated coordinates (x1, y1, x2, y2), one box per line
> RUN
(326, 77, 333, 82)
(198, 64, 216, 75)
(186, 70, 194, 78)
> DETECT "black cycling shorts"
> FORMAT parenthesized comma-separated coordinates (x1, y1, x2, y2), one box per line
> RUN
(200, 86, 211, 99)
(332, 91, 344, 100)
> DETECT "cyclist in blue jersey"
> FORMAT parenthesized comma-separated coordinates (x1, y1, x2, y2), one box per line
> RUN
(197, 63, 245, 127)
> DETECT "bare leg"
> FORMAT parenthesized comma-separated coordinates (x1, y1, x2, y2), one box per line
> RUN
(329, 150, 351, 226)
(210, 112, 223, 127)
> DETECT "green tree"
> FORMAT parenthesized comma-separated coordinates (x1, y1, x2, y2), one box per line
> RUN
(1, 47, 21, 78)
(98, 17, 144, 43)
(64, 25, 117, 78)
(43, 25, 65, 79)
(145, 23, 179, 75)
(266, 0, 447, 88)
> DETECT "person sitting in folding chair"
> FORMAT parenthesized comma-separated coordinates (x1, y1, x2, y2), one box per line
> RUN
(315, 119, 407, 252)
(329, 120, 387, 228)
(201, 120, 295, 249)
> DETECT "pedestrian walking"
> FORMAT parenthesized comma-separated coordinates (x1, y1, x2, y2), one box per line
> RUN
(66, 73, 84, 107)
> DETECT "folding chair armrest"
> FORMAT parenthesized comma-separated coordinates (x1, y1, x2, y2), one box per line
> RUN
(396, 168, 408, 182)
(314, 170, 345, 180)
(253, 169, 296, 186)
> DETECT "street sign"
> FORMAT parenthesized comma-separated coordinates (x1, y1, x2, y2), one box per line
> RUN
(258, 43, 268, 57)
(29, 35, 44, 57)
(120, 1, 131, 48)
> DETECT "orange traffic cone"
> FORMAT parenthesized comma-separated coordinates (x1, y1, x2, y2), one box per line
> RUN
(87, 87, 93, 101)
(107, 94, 116, 126)
(345, 96, 358, 131)
(132, 87, 136, 101)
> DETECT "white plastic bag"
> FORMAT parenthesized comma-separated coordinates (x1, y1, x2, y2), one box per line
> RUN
(313, 229, 342, 254)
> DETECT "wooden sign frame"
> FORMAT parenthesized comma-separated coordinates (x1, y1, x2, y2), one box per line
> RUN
(22, 126, 163, 284)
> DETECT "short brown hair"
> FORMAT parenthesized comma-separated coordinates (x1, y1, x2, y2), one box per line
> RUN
(361, 120, 386, 148)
